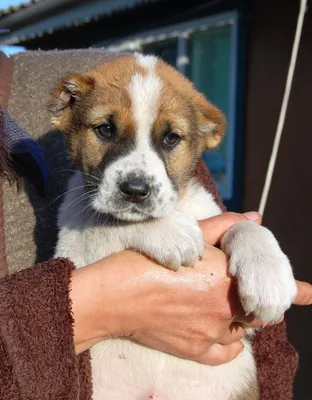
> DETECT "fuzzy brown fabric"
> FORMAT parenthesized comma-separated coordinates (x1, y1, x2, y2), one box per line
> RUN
(0, 258, 92, 400)
(253, 323, 299, 399)
(0, 52, 14, 279)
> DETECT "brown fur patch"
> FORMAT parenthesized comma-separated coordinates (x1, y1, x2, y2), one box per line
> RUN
(156, 59, 226, 148)
(151, 82, 199, 191)
(50, 55, 141, 171)
(151, 58, 226, 192)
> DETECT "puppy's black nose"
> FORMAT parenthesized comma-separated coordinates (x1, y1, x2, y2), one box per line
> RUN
(120, 177, 150, 203)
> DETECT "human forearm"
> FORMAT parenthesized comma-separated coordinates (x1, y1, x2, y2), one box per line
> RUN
(71, 251, 148, 354)
(70, 260, 118, 355)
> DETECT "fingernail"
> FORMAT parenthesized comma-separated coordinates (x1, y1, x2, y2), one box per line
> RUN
(243, 211, 261, 221)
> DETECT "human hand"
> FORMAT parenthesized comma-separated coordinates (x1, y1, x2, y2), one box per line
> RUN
(200, 212, 312, 313)
(200, 211, 312, 304)
(292, 280, 312, 306)
(89, 212, 262, 365)
(72, 212, 312, 363)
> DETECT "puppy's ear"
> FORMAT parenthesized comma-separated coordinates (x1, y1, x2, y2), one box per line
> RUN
(194, 92, 226, 149)
(50, 73, 95, 129)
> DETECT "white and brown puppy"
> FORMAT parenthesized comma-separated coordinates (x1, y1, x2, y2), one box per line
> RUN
(52, 53, 297, 400)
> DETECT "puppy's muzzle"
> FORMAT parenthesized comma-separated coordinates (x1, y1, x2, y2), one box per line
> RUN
(119, 176, 151, 204)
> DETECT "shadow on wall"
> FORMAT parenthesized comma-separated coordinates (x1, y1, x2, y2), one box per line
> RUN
(23, 129, 76, 263)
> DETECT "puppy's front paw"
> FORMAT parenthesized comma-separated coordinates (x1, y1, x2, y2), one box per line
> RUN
(137, 213, 204, 271)
(222, 221, 297, 324)
(237, 252, 297, 324)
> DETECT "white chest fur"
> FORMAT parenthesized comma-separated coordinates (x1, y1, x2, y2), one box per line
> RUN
(55, 172, 256, 400)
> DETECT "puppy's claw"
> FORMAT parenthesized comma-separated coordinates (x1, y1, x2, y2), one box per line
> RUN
(135, 212, 204, 274)
(164, 257, 181, 272)
(166, 264, 180, 272)
(183, 262, 195, 268)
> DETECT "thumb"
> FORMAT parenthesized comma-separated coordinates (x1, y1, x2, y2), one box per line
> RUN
(292, 280, 312, 306)
(198, 211, 262, 246)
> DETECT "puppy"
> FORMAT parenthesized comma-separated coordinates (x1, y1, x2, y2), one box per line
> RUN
(51, 53, 297, 400)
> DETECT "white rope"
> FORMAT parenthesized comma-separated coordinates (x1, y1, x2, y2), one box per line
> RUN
(258, 0, 307, 216)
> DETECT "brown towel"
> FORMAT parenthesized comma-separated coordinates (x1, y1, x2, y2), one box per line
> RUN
(0, 258, 92, 400)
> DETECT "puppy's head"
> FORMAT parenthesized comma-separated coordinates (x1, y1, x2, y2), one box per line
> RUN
(50, 53, 226, 221)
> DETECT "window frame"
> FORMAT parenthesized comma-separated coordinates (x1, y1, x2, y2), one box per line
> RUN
(96, 11, 240, 203)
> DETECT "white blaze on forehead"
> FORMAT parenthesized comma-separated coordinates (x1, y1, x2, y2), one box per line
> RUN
(128, 54, 162, 150)
(93, 54, 178, 221)
(135, 53, 158, 69)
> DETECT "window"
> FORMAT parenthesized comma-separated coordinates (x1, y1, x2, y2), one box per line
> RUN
(101, 12, 240, 206)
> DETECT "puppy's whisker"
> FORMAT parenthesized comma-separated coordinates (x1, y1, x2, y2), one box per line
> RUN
(89, 165, 103, 178)
(86, 204, 97, 221)
(80, 172, 101, 182)
(102, 213, 111, 227)
(65, 190, 95, 208)
(53, 185, 89, 203)
(72, 191, 98, 208)
(73, 203, 92, 219)
(64, 190, 98, 210)
(95, 209, 102, 226)
(60, 169, 101, 182)
(73, 195, 97, 218)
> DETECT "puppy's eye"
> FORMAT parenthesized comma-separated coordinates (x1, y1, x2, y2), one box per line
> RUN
(94, 123, 115, 139)
(162, 132, 181, 149)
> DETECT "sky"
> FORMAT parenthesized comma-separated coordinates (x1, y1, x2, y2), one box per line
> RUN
(0, 0, 27, 11)
(0, 0, 27, 55)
